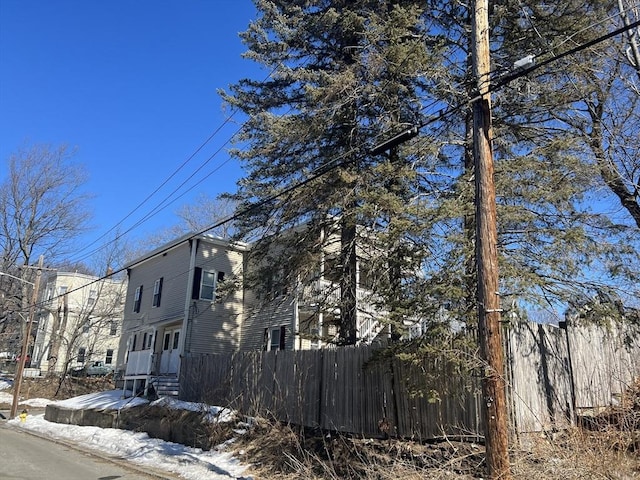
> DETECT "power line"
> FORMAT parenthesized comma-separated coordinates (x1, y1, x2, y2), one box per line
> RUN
(65, 63, 285, 265)
(372, 17, 640, 154)
(51, 15, 640, 304)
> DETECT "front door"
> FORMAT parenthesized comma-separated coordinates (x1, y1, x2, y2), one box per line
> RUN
(159, 328, 181, 374)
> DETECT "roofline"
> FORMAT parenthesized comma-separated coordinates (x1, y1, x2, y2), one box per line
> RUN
(42, 271, 124, 283)
(124, 232, 249, 270)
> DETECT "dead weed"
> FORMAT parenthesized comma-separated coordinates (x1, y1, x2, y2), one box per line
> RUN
(231, 419, 639, 479)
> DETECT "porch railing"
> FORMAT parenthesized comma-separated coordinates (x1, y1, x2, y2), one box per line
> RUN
(298, 279, 387, 343)
(124, 349, 153, 376)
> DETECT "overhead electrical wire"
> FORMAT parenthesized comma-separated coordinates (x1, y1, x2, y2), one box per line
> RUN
(69, 7, 443, 266)
(66, 3, 342, 265)
(39, 15, 640, 306)
(65, 63, 284, 266)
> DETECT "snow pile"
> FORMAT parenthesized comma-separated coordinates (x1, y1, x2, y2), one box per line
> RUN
(1, 379, 252, 479)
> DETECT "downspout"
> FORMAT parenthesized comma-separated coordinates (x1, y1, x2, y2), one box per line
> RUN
(179, 238, 199, 362)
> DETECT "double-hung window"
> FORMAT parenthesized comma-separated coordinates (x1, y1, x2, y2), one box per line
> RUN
(87, 289, 97, 307)
(201, 271, 216, 300)
(264, 326, 286, 351)
(192, 268, 225, 301)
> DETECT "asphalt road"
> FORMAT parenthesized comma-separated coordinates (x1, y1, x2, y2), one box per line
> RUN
(0, 423, 174, 480)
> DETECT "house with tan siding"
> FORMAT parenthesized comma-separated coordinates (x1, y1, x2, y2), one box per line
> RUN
(240, 225, 387, 352)
(116, 233, 247, 397)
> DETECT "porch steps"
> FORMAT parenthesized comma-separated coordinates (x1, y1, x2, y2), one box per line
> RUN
(153, 376, 180, 398)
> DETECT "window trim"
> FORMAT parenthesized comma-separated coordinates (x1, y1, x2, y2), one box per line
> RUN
(265, 325, 286, 351)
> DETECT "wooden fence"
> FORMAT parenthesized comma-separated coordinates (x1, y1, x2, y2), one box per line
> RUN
(179, 320, 640, 439)
(507, 320, 640, 433)
(181, 346, 484, 439)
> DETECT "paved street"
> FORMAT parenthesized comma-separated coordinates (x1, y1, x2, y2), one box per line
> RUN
(0, 423, 173, 480)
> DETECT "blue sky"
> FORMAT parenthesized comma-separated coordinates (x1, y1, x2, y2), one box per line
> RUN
(0, 0, 261, 263)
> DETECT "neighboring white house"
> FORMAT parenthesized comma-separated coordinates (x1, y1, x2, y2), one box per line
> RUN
(240, 224, 389, 352)
(32, 271, 126, 375)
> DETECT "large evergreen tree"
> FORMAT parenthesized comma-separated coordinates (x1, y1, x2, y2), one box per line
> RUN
(222, 0, 444, 343)
(223, 0, 639, 342)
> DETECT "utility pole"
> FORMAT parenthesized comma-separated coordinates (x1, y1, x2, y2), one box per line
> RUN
(10, 255, 44, 419)
(471, 1, 511, 478)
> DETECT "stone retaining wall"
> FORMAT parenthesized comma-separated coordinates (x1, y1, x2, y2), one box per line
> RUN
(45, 403, 217, 450)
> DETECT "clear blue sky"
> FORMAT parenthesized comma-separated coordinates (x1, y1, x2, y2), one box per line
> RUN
(0, 0, 261, 262)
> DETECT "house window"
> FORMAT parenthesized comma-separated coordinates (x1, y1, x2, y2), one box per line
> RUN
(152, 278, 163, 307)
(82, 320, 90, 333)
(201, 271, 216, 300)
(59, 285, 68, 295)
(105, 349, 114, 364)
(87, 289, 97, 306)
(311, 327, 320, 349)
(172, 331, 180, 349)
(191, 267, 226, 301)
(147, 332, 153, 349)
(265, 268, 288, 299)
(133, 285, 143, 313)
(265, 326, 286, 351)
(110, 321, 117, 336)
(77, 347, 86, 363)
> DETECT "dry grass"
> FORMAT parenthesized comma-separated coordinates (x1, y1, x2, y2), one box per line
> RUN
(5, 376, 639, 479)
(231, 418, 639, 479)
(231, 378, 640, 479)
(1, 375, 115, 408)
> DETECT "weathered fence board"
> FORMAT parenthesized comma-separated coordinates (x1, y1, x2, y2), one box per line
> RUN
(506, 322, 574, 433)
(567, 322, 640, 412)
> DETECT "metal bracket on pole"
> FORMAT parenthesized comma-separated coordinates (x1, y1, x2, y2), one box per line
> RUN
(369, 125, 419, 155)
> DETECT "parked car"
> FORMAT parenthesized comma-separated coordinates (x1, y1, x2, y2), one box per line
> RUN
(70, 361, 114, 377)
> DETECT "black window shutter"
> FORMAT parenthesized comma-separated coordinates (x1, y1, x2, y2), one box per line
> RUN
(192, 267, 202, 299)
(157, 277, 163, 306)
(217, 271, 225, 282)
(279, 325, 286, 350)
(134, 285, 143, 313)
(263, 328, 268, 351)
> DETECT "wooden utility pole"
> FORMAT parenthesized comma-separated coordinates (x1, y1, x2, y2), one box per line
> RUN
(10, 255, 44, 419)
(471, 1, 512, 478)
